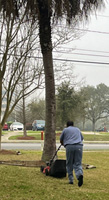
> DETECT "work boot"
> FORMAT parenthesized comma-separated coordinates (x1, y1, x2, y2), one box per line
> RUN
(69, 181, 73, 184)
(78, 175, 83, 187)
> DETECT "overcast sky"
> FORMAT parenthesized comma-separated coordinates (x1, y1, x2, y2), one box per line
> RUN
(53, 1, 109, 88)
(37, 1, 109, 99)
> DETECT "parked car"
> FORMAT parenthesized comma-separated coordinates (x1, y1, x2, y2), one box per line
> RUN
(96, 126, 107, 132)
(10, 122, 23, 131)
(32, 120, 45, 131)
(26, 123, 32, 130)
(2, 123, 8, 131)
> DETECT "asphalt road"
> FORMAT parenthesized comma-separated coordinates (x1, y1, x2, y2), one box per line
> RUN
(1, 142, 109, 151)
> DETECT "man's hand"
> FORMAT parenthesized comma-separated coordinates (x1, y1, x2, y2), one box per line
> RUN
(60, 140, 63, 145)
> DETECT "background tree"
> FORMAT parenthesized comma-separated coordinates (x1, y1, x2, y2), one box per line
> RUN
(11, 99, 45, 124)
(56, 81, 80, 129)
(0, 0, 105, 161)
(79, 84, 109, 131)
(24, 99, 45, 123)
(74, 87, 89, 130)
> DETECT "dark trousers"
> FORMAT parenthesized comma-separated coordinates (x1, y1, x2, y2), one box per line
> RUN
(66, 144, 83, 182)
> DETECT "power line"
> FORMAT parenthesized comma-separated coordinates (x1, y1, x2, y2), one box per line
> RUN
(92, 14, 109, 18)
(1, 42, 109, 56)
(53, 58, 109, 65)
(57, 47, 109, 54)
(75, 28, 109, 35)
(57, 25, 109, 35)
(1, 51, 109, 66)
(37, 56, 109, 66)
(74, 48, 109, 54)
(53, 45, 109, 58)
(53, 50, 109, 58)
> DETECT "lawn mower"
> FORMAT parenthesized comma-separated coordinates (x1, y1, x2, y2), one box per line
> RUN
(40, 144, 66, 178)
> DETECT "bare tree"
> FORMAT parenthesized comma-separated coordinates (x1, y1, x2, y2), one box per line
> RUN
(0, 10, 44, 148)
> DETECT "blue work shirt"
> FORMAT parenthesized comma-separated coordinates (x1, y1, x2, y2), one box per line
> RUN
(60, 126, 83, 147)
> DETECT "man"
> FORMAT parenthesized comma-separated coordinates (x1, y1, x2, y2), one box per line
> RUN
(60, 121, 84, 187)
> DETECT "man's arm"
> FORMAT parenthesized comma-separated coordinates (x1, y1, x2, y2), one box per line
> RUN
(60, 130, 64, 146)
(80, 132, 84, 141)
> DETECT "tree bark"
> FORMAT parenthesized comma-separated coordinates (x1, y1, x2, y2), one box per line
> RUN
(0, 77, 2, 148)
(22, 68, 27, 137)
(23, 95, 27, 137)
(37, 1, 56, 161)
(92, 120, 96, 132)
(42, 50, 56, 161)
(0, 128, 2, 150)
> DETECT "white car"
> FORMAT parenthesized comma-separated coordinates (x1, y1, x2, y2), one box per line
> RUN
(10, 122, 23, 131)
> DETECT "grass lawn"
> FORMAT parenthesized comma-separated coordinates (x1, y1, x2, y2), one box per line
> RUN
(8, 131, 109, 141)
(82, 133, 109, 141)
(0, 151, 109, 200)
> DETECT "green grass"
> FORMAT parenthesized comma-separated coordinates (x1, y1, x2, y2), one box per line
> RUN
(83, 133, 109, 141)
(0, 151, 109, 200)
(27, 130, 42, 134)
(8, 131, 109, 141)
(2, 130, 8, 135)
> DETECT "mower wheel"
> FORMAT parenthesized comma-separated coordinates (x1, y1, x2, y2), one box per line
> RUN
(45, 168, 49, 176)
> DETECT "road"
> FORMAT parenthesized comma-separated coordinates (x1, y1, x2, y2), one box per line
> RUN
(1, 142, 109, 151)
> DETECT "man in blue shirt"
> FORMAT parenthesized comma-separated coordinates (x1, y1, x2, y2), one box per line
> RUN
(60, 121, 84, 187)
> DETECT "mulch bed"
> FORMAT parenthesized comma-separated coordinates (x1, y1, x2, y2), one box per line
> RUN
(0, 149, 17, 155)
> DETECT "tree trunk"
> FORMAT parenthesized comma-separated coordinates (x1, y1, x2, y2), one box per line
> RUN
(42, 50, 56, 161)
(0, 127, 2, 150)
(92, 120, 96, 132)
(82, 118, 85, 131)
(23, 95, 27, 137)
(37, 1, 56, 161)
(0, 77, 2, 149)
(22, 68, 27, 137)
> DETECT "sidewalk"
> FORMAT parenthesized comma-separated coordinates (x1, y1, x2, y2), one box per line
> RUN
(1, 131, 37, 143)
(2, 131, 21, 142)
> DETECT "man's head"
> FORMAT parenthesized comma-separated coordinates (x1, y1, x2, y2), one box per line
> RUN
(67, 121, 74, 127)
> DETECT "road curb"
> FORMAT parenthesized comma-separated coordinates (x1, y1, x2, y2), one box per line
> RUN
(1, 140, 109, 144)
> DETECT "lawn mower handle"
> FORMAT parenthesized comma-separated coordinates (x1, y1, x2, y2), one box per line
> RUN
(49, 144, 62, 166)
